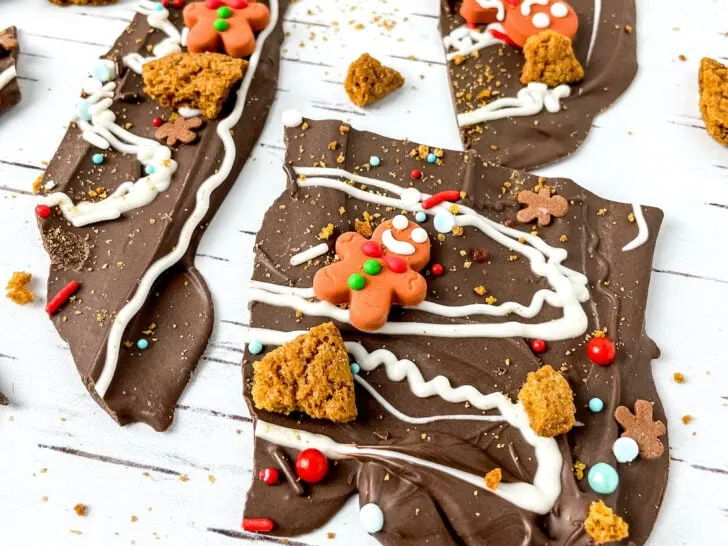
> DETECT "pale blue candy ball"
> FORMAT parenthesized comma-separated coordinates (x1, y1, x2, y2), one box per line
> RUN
(433, 211, 455, 234)
(426, 152, 437, 164)
(136, 338, 149, 350)
(415, 211, 427, 223)
(613, 437, 639, 463)
(145, 165, 156, 175)
(77, 101, 92, 121)
(93, 64, 112, 83)
(248, 340, 263, 355)
(350, 362, 360, 375)
(588, 462, 619, 494)
(369, 155, 381, 167)
(92, 153, 105, 165)
(588, 397, 604, 413)
(359, 503, 384, 534)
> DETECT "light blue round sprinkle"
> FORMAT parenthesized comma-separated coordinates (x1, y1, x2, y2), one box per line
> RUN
(93, 64, 111, 83)
(136, 338, 149, 350)
(145, 165, 156, 175)
(77, 101, 91, 121)
(588, 397, 604, 413)
(612, 437, 639, 463)
(433, 211, 455, 234)
(426, 152, 437, 164)
(350, 363, 360, 375)
(415, 211, 427, 223)
(154, 2, 164, 11)
(92, 153, 104, 165)
(588, 462, 619, 494)
(369, 155, 381, 167)
(249, 340, 263, 355)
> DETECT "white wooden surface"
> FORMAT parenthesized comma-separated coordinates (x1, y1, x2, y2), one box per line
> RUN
(1, 1, 727, 544)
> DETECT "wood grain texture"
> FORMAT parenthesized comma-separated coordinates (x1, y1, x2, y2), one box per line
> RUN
(0, 0, 727, 544)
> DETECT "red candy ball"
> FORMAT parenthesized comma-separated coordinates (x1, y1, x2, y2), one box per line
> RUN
(295, 448, 328, 484)
(530, 339, 547, 354)
(410, 169, 422, 180)
(587, 337, 616, 366)
(172, 0, 185, 7)
(152, 116, 164, 127)
(35, 204, 51, 219)
(431, 263, 444, 276)
(258, 467, 279, 485)
(361, 240, 383, 258)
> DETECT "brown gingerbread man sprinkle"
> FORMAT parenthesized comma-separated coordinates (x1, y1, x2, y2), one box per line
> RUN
(313, 215, 430, 332)
(516, 188, 568, 226)
(614, 399, 666, 460)
(155, 117, 203, 146)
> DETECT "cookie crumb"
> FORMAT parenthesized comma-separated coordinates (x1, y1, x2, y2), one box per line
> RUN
(5, 271, 34, 304)
(484, 468, 502, 490)
(318, 223, 335, 240)
(573, 461, 586, 480)
(521, 30, 584, 87)
(354, 218, 373, 238)
(518, 365, 576, 437)
(344, 53, 404, 107)
(673, 372, 685, 384)
(73, 504, 87, 517)
(584, 501, 629, 544)
(699, 58, 728, 146)
(681, 415, 693, 425)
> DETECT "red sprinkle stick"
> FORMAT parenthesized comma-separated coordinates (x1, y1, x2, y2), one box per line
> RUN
(243, 518, 274, 533)
(46, 281, 80, 315)
(421, 190, 461, 210)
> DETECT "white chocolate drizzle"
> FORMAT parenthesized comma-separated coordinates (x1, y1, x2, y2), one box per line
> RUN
(0, 65, 17, 93)
(93, 0, 280, 398)
(521, 0, 549, 15)
(443, 24, 506, 61)
(122, 0, 182, 74)
(289, 243, 329, 266)
(622, 203, 648, 252)
(457, 83, 571, 128)
(586, 0, 602, 66)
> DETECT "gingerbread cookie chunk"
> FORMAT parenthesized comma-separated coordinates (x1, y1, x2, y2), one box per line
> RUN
(0, 27, 21, 119)
(241, 117, 668, 545)
(699, 57, 728, 146)
(34, 0, 289, 432)
(441, 0, 637, 169)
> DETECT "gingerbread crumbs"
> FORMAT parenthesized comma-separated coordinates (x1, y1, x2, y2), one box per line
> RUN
(699, 57, 728, 146)
(518, 365, 575, 437)
(6, 271, 34, 305)
(344, 54, 404, 107)
(251, 322, 357, 423)
(484, 468, 502, 490)
(584, 500, 629, 544)
(143, 53, 247, 119)
(521, 30, 584, 88)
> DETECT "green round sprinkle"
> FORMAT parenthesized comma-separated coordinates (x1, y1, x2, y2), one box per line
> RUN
(348, 273, 366, 291)
(214, 19, 229, 32)
(363, 259, 381, 276)
(217, 6, 233, 18)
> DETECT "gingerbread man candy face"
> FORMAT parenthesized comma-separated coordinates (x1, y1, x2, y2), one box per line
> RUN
(313, 215, 431, 332)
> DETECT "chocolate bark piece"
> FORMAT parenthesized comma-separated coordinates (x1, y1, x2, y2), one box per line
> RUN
(36, 0, 288, 431)
(242, 118, 667, 545)
(440, 0, 638, 169)
(0, 27, 21, 119)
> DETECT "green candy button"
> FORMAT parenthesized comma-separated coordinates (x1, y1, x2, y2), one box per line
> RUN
(213, 19, 229, 32)
(217, 6, 233, 18)
(363, 259, 381, 276)
(348, 273, 366, 291)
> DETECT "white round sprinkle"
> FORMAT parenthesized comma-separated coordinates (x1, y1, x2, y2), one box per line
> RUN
(281, 109, 303, 128)
(392, 214, 409, 231)
(550, 2, 568, 18)
(532, 12, 551, 28)
(400, 187, 422, 206)
(612, 437, 640, 463)
(410, 227, 428, 244)
(433, 211, 455, 234)
(359, 503, 384, 534)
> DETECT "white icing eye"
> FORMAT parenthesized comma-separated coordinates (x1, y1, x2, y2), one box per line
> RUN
(401, 187, 422, 206)
(550, 2, 568, 18)
(410, 227, 428, 244)
(532, 12, 551, 29)
(392, 214, 409, 231)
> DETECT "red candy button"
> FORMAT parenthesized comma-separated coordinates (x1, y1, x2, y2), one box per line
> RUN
(152, 116, 164, 127)
(35, 204, 51, 219)
(242, 518, 274, 532)
(361, 241, 383, 258)
(258, 467, 279, 485)
(383, 255, 406, 273)
(530, 339, 547, 353)
(431, 263, 444, 276)
(410, 169, 422, 180)
(295, 448, 328, 484)
(587, 337, 616, 366)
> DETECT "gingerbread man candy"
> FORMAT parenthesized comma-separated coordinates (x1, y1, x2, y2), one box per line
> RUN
(183, 0, 270, 58)
(313, 216, 431, 332)
(502, 0, 578, 48)
(460, 0, 505, 28)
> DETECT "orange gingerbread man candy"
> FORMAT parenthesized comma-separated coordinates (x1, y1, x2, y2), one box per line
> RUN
(460, 0, 505, 28)
(183, 0, 270, 59)
(502, 0, 578, 48)
(313, 216, 431, 332)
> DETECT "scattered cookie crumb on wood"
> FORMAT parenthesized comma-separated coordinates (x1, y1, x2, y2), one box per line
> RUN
(5, 271, 34, 305)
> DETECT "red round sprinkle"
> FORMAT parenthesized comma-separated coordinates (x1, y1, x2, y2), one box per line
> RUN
(295, 448, 328, 484)
(361, 241, 383, 258)
(242, 518, 274, 533)
(172, 0, 185, 7)
(205, 0, 223, 8)
(421, 190, 461, 210)
(587, 337, 616, 366)
(152, 116, 164, 127)
(410, 169, 422, 180)
(161, 0, 170, 6)
(258, 467, 279, 485)
(46, 280, 80, 315)
(35, 204, 51, 219)
(530, 339, 547, 354)
(431, 263, 444, 276)
(383, 255, 406, 273)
